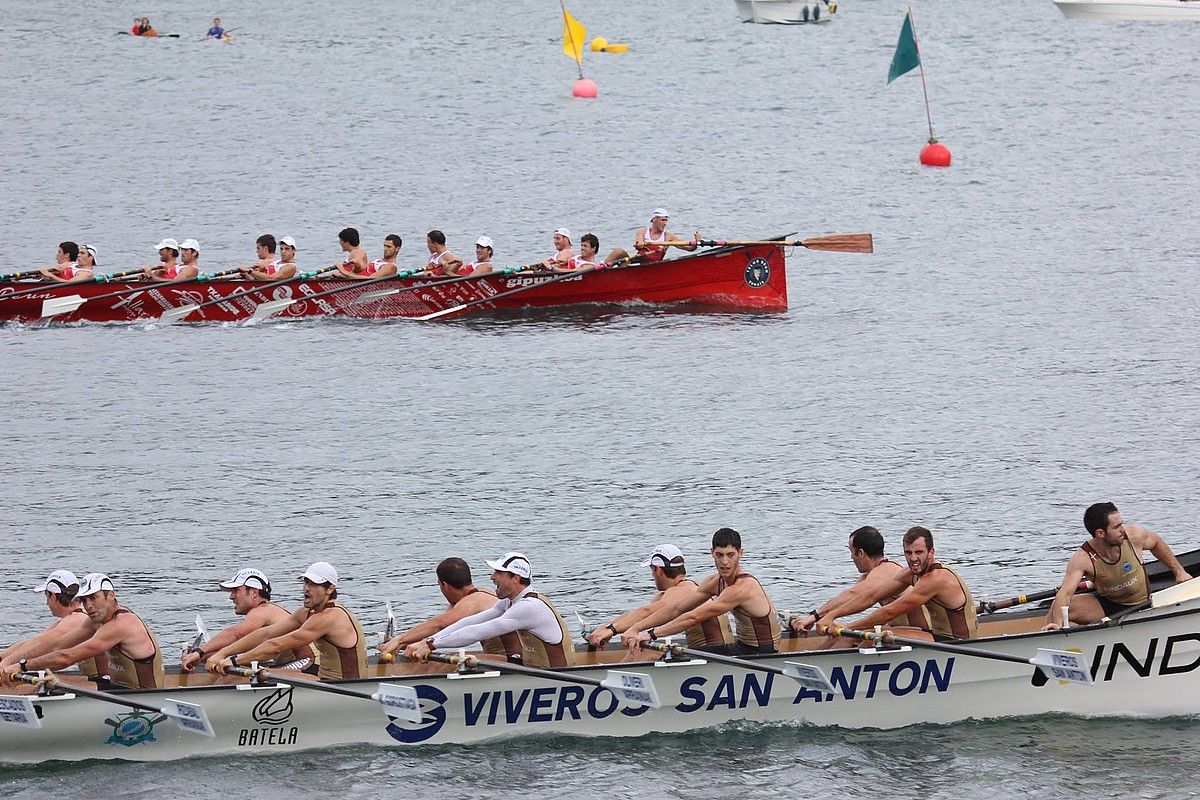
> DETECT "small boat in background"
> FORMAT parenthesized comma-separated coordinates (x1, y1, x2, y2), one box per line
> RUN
(1052, 0, 1200, 20)
(734, 0, 835, 24)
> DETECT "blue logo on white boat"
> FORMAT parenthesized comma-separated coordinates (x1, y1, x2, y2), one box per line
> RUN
(384, 684, 448, 744)
(744, 258, 770, 288)
(105, 710, 167, 747)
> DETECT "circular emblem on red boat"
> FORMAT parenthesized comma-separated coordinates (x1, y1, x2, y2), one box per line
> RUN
(744, 258, 770, 288)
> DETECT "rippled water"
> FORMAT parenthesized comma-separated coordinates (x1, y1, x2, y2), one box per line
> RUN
(2, 0, 1199, 795)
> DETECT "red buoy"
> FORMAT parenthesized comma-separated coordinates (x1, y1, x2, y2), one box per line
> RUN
(572, 78, 598, 98)
(920, 139, 951, 167)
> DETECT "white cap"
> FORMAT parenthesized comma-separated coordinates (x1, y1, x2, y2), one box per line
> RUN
(642, 544, 685, 568)
(651, 208, 670, 220)
(553, 228, 571, 241)
(179, 238, 200, 252)
(279, 236, 297, 248)
(77, 573, 115, 598)
(299, 562, 338, 586)
(219, 568, 271, 593)
(33, 570, 79, 593)
(155, 238, 179, 251)
(475, 236, 494, 250)
(81, 244, 98, 261)
(484, 552, 532, 580)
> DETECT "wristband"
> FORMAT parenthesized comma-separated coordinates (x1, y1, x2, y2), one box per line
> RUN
(607, 623, 618, 635)
(647, 628, 657, 640)
(229, 655, 239, 668)
(811, 609, 821, 621)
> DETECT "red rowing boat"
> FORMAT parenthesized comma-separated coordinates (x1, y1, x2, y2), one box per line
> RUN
(0, 242, 788, 324)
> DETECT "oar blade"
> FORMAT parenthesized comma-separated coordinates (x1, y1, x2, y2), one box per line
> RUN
(159, 304, 200, 324)
(415, 306, 462, 321)
(40, 295, 85, 318)
(1030, 649, 1094, 686)
(384, 601, 396, 641)
(353, 288, 400, 305)
(600, 670, 660, 709)
(782, 661, 836, 694)
(800, 233, 874, 253)
(0, 695, 43, 730)
(159, 699, 215, 737)
(372, 683, 422, 723)
(250, 298, 295, 321)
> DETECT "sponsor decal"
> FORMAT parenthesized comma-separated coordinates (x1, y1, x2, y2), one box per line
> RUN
(385, 684, 449, 744)
(238, 687, 299, 747)
(105, 710, 167, 747)
(744, 258, 770, 289)
(1090, 632, 1200, 681)
(1122, 561, 1134, 573)
(503, 274, 583, 289)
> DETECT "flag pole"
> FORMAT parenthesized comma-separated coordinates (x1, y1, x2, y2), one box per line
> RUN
(908, 6, 936, 142)
(560, 0, 584, 79)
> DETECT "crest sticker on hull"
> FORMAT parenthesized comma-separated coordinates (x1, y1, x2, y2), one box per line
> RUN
(744, 258, 770, 289)
(105, 711, 167, 747)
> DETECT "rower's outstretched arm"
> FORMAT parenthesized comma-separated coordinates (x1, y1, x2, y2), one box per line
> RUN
(227, 612, 334, 668)
(19, 623, 126, 675)
(381, 602, 489, 655)
(1131, 523, 1192, 583)
(644, 583, 749, 641)
(619, 583, 709, 645)
(847, 579, 938, 631)
(810, 571, 911, 629)
(209, 612, 300, 664)
(0, 619, 92, 668)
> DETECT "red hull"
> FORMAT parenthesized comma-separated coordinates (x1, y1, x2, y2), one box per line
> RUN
(0, 243, 787, 324)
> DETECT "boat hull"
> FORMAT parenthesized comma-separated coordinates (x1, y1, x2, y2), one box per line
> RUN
(1052, 0, 1200, 20)
(734, 0, 833, 24)
(0, 244, 788, 324)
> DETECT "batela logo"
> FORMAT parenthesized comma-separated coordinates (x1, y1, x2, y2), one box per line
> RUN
(252, 687, 294, 725)
(384, 684, 448, 744)
(744, 258, 770, 288)
(105, 710, 167, 746)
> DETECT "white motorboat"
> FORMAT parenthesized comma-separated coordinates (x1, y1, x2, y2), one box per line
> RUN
(1052, 0, 1200, 20)
(734, 0, 835, 24)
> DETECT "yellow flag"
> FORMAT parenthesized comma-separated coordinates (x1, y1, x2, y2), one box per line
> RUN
(562, 8, 586, 65)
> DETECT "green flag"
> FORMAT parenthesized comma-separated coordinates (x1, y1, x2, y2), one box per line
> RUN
(887, 12, 920, 84)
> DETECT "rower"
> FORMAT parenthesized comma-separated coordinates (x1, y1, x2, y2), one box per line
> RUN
(205, 17, 225, 39)
(423, 230, 463, 276)
(180, 568, 316, 673)
(345, 234, 401, 280)
(142, 238, 182, 280)
(1042, 502, 1191, 630)
(604, 208, 698, 264)
(586, 544, 733, 651)
(829, 526, 977, 641)
(404, 552, 576, 668)
(208, 562, 367, 680)
(788, 526, 929, 638)
(576, 233, 601, 268)
(453, 236, 495, 277)
(0, 571, 109, 682)
(624, 528, 781, 655)
(5, 573, 164, 689)
(541, 228, 576, 272)
(331, 227, 370, 278)
(240, 234, 280, 279)
(166, 238, 202, 281)
(378, 557, 514, 660)
(37, 241, 87, 283)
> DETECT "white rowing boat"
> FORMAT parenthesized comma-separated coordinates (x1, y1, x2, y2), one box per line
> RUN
(733, 0, 834, 24)
(1052, 0, 1200, 20)
(3, 583, 1199, 764)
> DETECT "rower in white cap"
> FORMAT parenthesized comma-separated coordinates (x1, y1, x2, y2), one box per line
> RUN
(541, 228, 576, 272)
(453, 235, 495, 276)
(37, 242, 93, 283)
(0, 571, 109, 681)
(5, 573, 165, 689)
(208, 562, 367, 681)
(405, 551, 577, 668)
(180, 568, 316, 673)
(586, 545, 734, 651)
(605, 208, 698, 265)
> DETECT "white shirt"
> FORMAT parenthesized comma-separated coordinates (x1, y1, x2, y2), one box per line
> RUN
(431, 586, 563, 649)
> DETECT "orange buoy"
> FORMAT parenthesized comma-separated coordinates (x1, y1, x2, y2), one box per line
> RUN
(920, 139, 951, 167)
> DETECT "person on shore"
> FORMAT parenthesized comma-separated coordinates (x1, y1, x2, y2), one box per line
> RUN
(604, 208, 698, 264)
(331, 227, 370, 278)
(624, 528, 781, 655)
(1041, 502, 1191, 630)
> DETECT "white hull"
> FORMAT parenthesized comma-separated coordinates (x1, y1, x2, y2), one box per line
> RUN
(1053, 0, 1200, 20)
(4, 597, 1200, 763)
(734, 0, 833, 24)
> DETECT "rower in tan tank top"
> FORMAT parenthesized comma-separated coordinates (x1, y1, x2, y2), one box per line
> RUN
(308, 602, 367, 680)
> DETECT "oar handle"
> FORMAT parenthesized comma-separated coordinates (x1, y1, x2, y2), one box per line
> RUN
(644, 640, 786, 677)
(816, 626, 1035, 668)
(977, 580, 1095, 614)
(13, 671, 163, 715)
(428, 651, 609, 689)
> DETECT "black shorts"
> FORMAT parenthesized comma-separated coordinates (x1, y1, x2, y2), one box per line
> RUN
(1097, 594, 1140, 617)
(699, 642, 777, 657)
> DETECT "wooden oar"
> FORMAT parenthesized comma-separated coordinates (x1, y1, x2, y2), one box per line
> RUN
(416, 259, 627, 321)
(40, 268, 245, 319)
(649, 234, 873, 253)
(0, 270, 50, 281)
(247, 267, 438, 321)
(641, 640, 837, 695)
(227, 664, 421, 723)
(977, 580, 1095, 614)
(427, 651, 661, 708)
(0, 268, 147, 302)
(158, 268, 337, 323)
(818, 625, 1094, 686)
(2, 671, 214, 736)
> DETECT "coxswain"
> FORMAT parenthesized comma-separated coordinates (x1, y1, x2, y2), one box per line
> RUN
(625, 528, 781, 655)
(142, 238, 182, 280)
(208, 562, 367, 681)
(4, 573, 164, 690)
(378, 557, 514, 660)
(451, 236, 494, 277)
(331, 227, 370, 278)
(605, 208, 698, 264)
(36, 241, 83, 282)
(0, 571, 108, 682)
(1042, 502, 1191, 630)
(828, 526, 977, 641)
(576, 233, 601, 268)
(586, 545, 733, 652)
(788, 526, 929, 640)
(181, 569, 316, 673)
(342, 234, 401, 279)
(422, 230, 463, 276)
(541, 228, 576, 271)
(404, 552, 576, 668)
(205, 17, 225, 39)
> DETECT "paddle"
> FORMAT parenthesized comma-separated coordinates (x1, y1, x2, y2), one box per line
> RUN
(227, 664, 422, 723)
(641, 640, 837, 695)
(0, 268, 147, 302)
(416, 259, 627, 321)
(41, 268, 245, 319)
(818, 624, 1094, 686)
(648, 233, 874, 253)
(1, 670, 214, 736)
(427, 651, 661, 708)
(977, 580, 1095, 614)
(158, 268, 336, 323)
